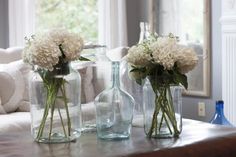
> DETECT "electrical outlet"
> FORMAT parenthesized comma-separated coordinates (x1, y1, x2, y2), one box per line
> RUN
(198, 102, 205, 117)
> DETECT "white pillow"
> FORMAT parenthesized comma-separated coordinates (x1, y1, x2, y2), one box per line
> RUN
(0, 47, 23, 63)
(0, 60, 30, 113)
(0, 97, 6, 114)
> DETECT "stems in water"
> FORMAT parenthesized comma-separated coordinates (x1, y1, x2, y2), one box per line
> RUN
(36, 77, 71, 141)
(147, 85, 180, 138)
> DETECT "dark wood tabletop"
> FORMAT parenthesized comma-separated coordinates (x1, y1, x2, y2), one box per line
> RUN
(1, 119, 236, 157)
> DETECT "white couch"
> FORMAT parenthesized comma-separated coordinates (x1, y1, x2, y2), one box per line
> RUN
(0, 47, 128, 133)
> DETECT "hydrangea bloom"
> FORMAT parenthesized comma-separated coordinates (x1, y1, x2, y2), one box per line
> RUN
(149, 37, 179, 70)
(175, 46, 198, 74)
(126, 35, 198, 72)
(23, 29, 84, 71)
(126, 44, 152, 66)
(48, 29, 84, 61)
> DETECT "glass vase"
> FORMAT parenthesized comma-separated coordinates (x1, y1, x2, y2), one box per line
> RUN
(143, 79, 182, 138)
(119, 22, 150, 126)
(95, 61, 135, 140)
(29, 62, 81, 143)
(120, 60, 144, 126)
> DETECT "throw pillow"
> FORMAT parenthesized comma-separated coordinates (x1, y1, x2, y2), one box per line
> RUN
(0, 60, 30, 113)
(0, 47, 23, 63)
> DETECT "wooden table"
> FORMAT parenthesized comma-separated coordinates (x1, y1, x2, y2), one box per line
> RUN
(1, 119, 236, 157)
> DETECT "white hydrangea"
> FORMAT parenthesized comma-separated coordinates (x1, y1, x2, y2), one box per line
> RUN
(23, 35, 61, 71)
(125, 44, 152, 66)
(61, 33, 84, 60)
(48, 29, 84, 60)
(156, 36, 177, 48)
(150, 37, 178, 70)
(47, 28, 68, 45)
(175, 46, 198, 74)
(22, 44, 33, 64)
(23, 29, 84, 71)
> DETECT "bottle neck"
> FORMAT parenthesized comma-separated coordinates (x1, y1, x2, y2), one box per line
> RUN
(112, 61, 120, 87)
(215, 103, 224, 116)
(139, 22, 150, 43)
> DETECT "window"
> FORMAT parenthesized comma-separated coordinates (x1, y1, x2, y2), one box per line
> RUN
(35, 0, 98, 43)
(8, 0, 126, 48)
(180, 0, 203, 44)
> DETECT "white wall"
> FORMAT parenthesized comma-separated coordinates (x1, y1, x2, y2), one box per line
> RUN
(221, 0, 236, 125)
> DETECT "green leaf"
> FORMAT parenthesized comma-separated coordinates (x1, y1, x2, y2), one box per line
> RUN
(130, 67, 146, 73)
(79, 56, 90, 61)
(128, 65, 146, 85)
(135, 78, 143, 86)
(174, 71, 188, 89)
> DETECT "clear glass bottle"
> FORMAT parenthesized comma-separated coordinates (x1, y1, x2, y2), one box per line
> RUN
(120, 22, 150, 126)
(29, 63, 81, 143)
(95, 61, 135, 140)
(138, 22, 150, 43)
(95, 45, 110, 62)
(79, 44, 110, 133)
(120, 60, 144, 126)
(210, 100, 233, 126)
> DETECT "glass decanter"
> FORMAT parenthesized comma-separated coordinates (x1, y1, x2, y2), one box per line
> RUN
(95, 61, 135, 140)
(210, 100, 233, 126)
(120, 22, 151, 127)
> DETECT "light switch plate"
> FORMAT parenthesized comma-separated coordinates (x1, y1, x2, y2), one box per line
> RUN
(198, 102, 206, 117)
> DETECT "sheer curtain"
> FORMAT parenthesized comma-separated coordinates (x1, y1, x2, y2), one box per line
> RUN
(8, 0, 35, 47)
(8, 0, 36, 47)
(98, 0, 128, 49)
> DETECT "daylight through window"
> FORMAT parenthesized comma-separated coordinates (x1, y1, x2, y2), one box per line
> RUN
(35, 0, 98, 43)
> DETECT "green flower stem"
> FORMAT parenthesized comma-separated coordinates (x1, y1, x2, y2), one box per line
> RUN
(164, 87, 179, 136)
(147, 92, 160, 137)
(48, 84, 58, 140)
(167, 87, 180, 136)
(57, 107, 67, 137)
(36, 85, 55, 140)
(163, 87, 179, 136)
(159, 89, 173, 135)
(60, 82, 71, 136)
(158, 112, 164, 132)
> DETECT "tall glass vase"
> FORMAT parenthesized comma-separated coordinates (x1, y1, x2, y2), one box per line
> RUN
(95, 61, 135, 140)
(120, 60, 143, 125)
(143, 78, 182, 138)
(29, 62, 81, 143)
(120, 22, 151, 126)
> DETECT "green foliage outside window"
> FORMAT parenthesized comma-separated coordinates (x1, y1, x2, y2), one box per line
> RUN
(36, 0, 98, 43)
